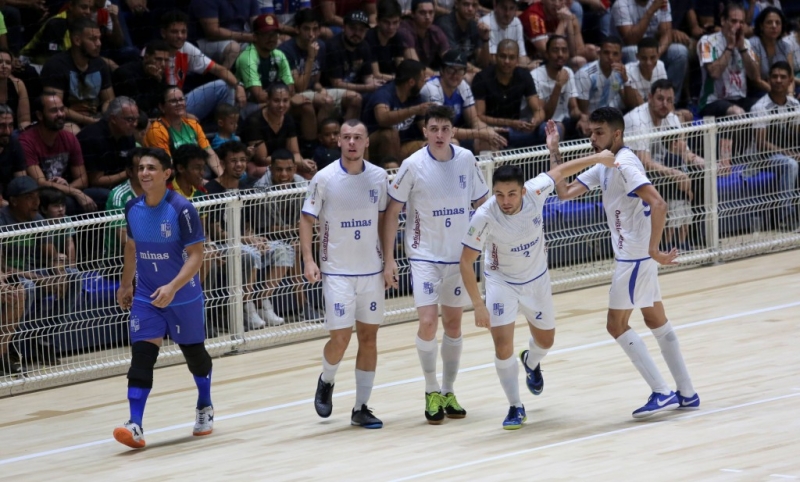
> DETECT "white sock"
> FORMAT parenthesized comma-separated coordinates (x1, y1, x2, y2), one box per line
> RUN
(525, 337, 549, 370)
(494, 355, 522, 407)
(440, 334, 462, 395)
(321, 355, 339, 384)
(616, 329, 671, 395)
(354, 369, 375, 410)
(652, 321, 695, 396)
(416, 335, 440, 393)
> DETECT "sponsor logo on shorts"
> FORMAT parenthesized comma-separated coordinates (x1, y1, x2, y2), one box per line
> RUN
(130, 315, 140, 332)
(423, 282, 434, 295)
(459, 175, 466, 189)
(334, 303, 345, 317)
(493, 303, 504, 316)
(533, 216, 541, 226)
(369, 189, 378, 204)
(160, 220, 172, 238)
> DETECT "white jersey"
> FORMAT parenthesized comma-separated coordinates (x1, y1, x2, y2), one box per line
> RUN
(302, 159, 388, 276)
(697, 31, 753, 105)
(624, 103, 681, 164)
(625, 60, 667, 102)
(479, 12, 527, 56)
(750, 94, 800, 130)
(611, 0, 672, 39)
(575, 61, 625, 113)
(462, 173, 555, 284)
(531, 65, 578, 122)
(577, 148, 653, 260)
(390, 144, 489, 264)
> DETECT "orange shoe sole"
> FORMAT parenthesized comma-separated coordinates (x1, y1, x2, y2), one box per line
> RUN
(193, 429, 212, 436)
(113, 427, 146, 449)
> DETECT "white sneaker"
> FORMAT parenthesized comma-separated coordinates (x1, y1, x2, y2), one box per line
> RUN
(113, 420, 146, 449)
(258, 299, 285, 326)
(194, 406, 214, 436)
(244, 301, 266, 329)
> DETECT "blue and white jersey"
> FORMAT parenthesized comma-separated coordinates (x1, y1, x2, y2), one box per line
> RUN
(462, 173, 554, 284)
(390, 144, 489, 264)
(125, 190, 205, 305)
(302, 159, 388, 276)
(577, 148, 652, 260)
(575, 60, 625, 113)
(420, 76, 475, 127)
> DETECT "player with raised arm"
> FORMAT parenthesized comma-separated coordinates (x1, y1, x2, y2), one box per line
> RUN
(302, 119, 389, 429)
(460, 139, 616, 429)
(382, 105, 489, 424)
(113, 147, 213, 449)
(548, 107, 699, 418)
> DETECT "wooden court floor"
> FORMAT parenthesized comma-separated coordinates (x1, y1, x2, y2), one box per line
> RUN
(1, 251, 799, 481)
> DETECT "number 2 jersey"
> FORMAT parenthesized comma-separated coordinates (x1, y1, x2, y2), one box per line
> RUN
(125, 190, 205, 306)
(389, 144, 489, 264)
(576, 147, 653, 260)
(462, 173, 555, 284)
(302, 159, 388, 276)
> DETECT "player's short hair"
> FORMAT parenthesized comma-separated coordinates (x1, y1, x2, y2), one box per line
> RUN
(160, 10, 189, 30)
(600, 36, 623, 49)
(216, 140, 248, 161)
(126, 147, 149, 170)
(492, 164, 525, 187)
(140, 147, 172, 171)
(214, 102, 239, 121)
(378, 0, 402, 20)
(68, 17, 98, 37)
(424, 104, 455, 125)
(589, 107, 625, 133)
(271, 148, 294, 163)
(395, 59, 425, 84)
(342, 118, 367, 132)
(637, 36, 659, 52)
(38, 187, 66, 209)
(294, 8, 319, 27)
(650, 79, 674, 95)
(769, 60, 792, 77)
(722, 2, 745, 20)
(546, 35, 568, 52)
(172, 144, 208, 170)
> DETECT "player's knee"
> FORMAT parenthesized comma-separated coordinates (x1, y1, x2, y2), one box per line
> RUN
(127, 341, 160, 388)
(535, 331, 555, 349)
(179, 343, 212, 378)
(727, 105, 745, 117)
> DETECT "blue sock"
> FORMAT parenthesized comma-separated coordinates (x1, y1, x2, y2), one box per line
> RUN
(127, 386, 151, 427)
(194, 370, 212, 409)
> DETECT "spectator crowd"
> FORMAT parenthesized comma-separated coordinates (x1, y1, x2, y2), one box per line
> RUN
(1, 0, 800, 375)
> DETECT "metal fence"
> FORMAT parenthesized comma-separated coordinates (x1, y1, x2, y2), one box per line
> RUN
(2, 110, 799, 396)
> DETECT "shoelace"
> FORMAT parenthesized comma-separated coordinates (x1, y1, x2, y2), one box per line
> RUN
(426, 393, 444, 412)
(444, 393, 463, 411)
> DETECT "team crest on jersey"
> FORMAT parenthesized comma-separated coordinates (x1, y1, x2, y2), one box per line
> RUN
(423, 282, 434, 295)
(160, 220, 172, 238)
(533, 216, 541, 226)
(459, 175, 466, 189)
(130, 315, 140, 333)
(493, 303, 504, 316)
(334, 303, 345, 317)
(369, 189, 378, 204)
(467, 226, 475, 236)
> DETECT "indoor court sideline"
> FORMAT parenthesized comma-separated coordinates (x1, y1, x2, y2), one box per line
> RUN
(1, 250, 798, 481)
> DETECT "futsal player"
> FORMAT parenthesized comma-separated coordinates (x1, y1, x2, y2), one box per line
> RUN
(548, 108, 699, 418)
(382, 105, 489, 424)
(113, 147, 213, 449)
(460, 145, 616, 429)
(302, 119, 389, 429)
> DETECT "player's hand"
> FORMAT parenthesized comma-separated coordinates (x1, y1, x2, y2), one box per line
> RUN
(117, 284, 133, 310)
(555, 68, 570, 88)
(107, 3, 119, 17)
(735, 27, 745, 50)
(478, 21, 491, 42)
(556, 6, 572, 22)
(235, 85, 247, 107)
(611, 62, 628, 82)
(596, 149, 616, 167)
(383, 259, 398, 290)
(77, 193, 98, 212)
(671, 29, 691, 46)
(486, 128, 508, 150)
(474, 303, 490, 328)
(301, 158, 318, 176)
(150, 284, 177, 308)
(51, 176, 69, 186)
(308, 41, 319, 60)
(304, 260, 321, 283)
(650, 247, 679, 265)
(545, 119, 561, 152)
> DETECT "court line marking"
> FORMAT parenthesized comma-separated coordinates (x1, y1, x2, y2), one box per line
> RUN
(770, 475, 798, 480)
(721, 469, 744, 473)
(1, 300, 798, 467)
(389, 392, 800, 482)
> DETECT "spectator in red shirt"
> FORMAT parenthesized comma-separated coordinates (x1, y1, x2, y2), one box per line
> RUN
(521, 0, 597, 69)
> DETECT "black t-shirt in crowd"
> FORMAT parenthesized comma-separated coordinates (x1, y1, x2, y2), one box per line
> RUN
(471, 65, 537, 121)
(113, 61, 169, 118)
(76, 119, 136, 178)
(435, 10, 482, 64)
(240, 110, 298, 156)
(0, 135, 27, 198)
(364, 28, 405, 77)
(322, 34, 372, 86)
(40, 52, 112, 117)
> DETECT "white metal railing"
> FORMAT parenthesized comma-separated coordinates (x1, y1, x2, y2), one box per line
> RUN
(1, 110, 799, 396)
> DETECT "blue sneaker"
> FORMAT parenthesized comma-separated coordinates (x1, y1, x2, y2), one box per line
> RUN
(676, 391, 700, 410)
(520, 350, 543, 395)
(632, 391, 680, 419)
(502, 405, 527, 430)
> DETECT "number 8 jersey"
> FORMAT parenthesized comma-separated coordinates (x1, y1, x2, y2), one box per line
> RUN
(302, 159, 388, 276)
(389, 145, 489, 264)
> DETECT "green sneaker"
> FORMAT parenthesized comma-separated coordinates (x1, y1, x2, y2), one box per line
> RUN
(443, 392, 467, 419)
(425, 392, 445, 424)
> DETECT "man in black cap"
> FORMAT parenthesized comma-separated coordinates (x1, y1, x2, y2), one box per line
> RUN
(322, 10, 382, 94)
(420, 50, 507, 153)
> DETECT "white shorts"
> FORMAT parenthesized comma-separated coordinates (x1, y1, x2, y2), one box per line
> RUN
(485, 271, 555, 330)
(322, 273, 385, 330)
(608, 258, 662, 310)
(410, 261, 469, 308)
(667, 199, 692, 229)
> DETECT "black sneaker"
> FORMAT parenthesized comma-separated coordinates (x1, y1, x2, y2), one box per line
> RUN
(314, 374, 334, 418)
(351, 404, 383, 429)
